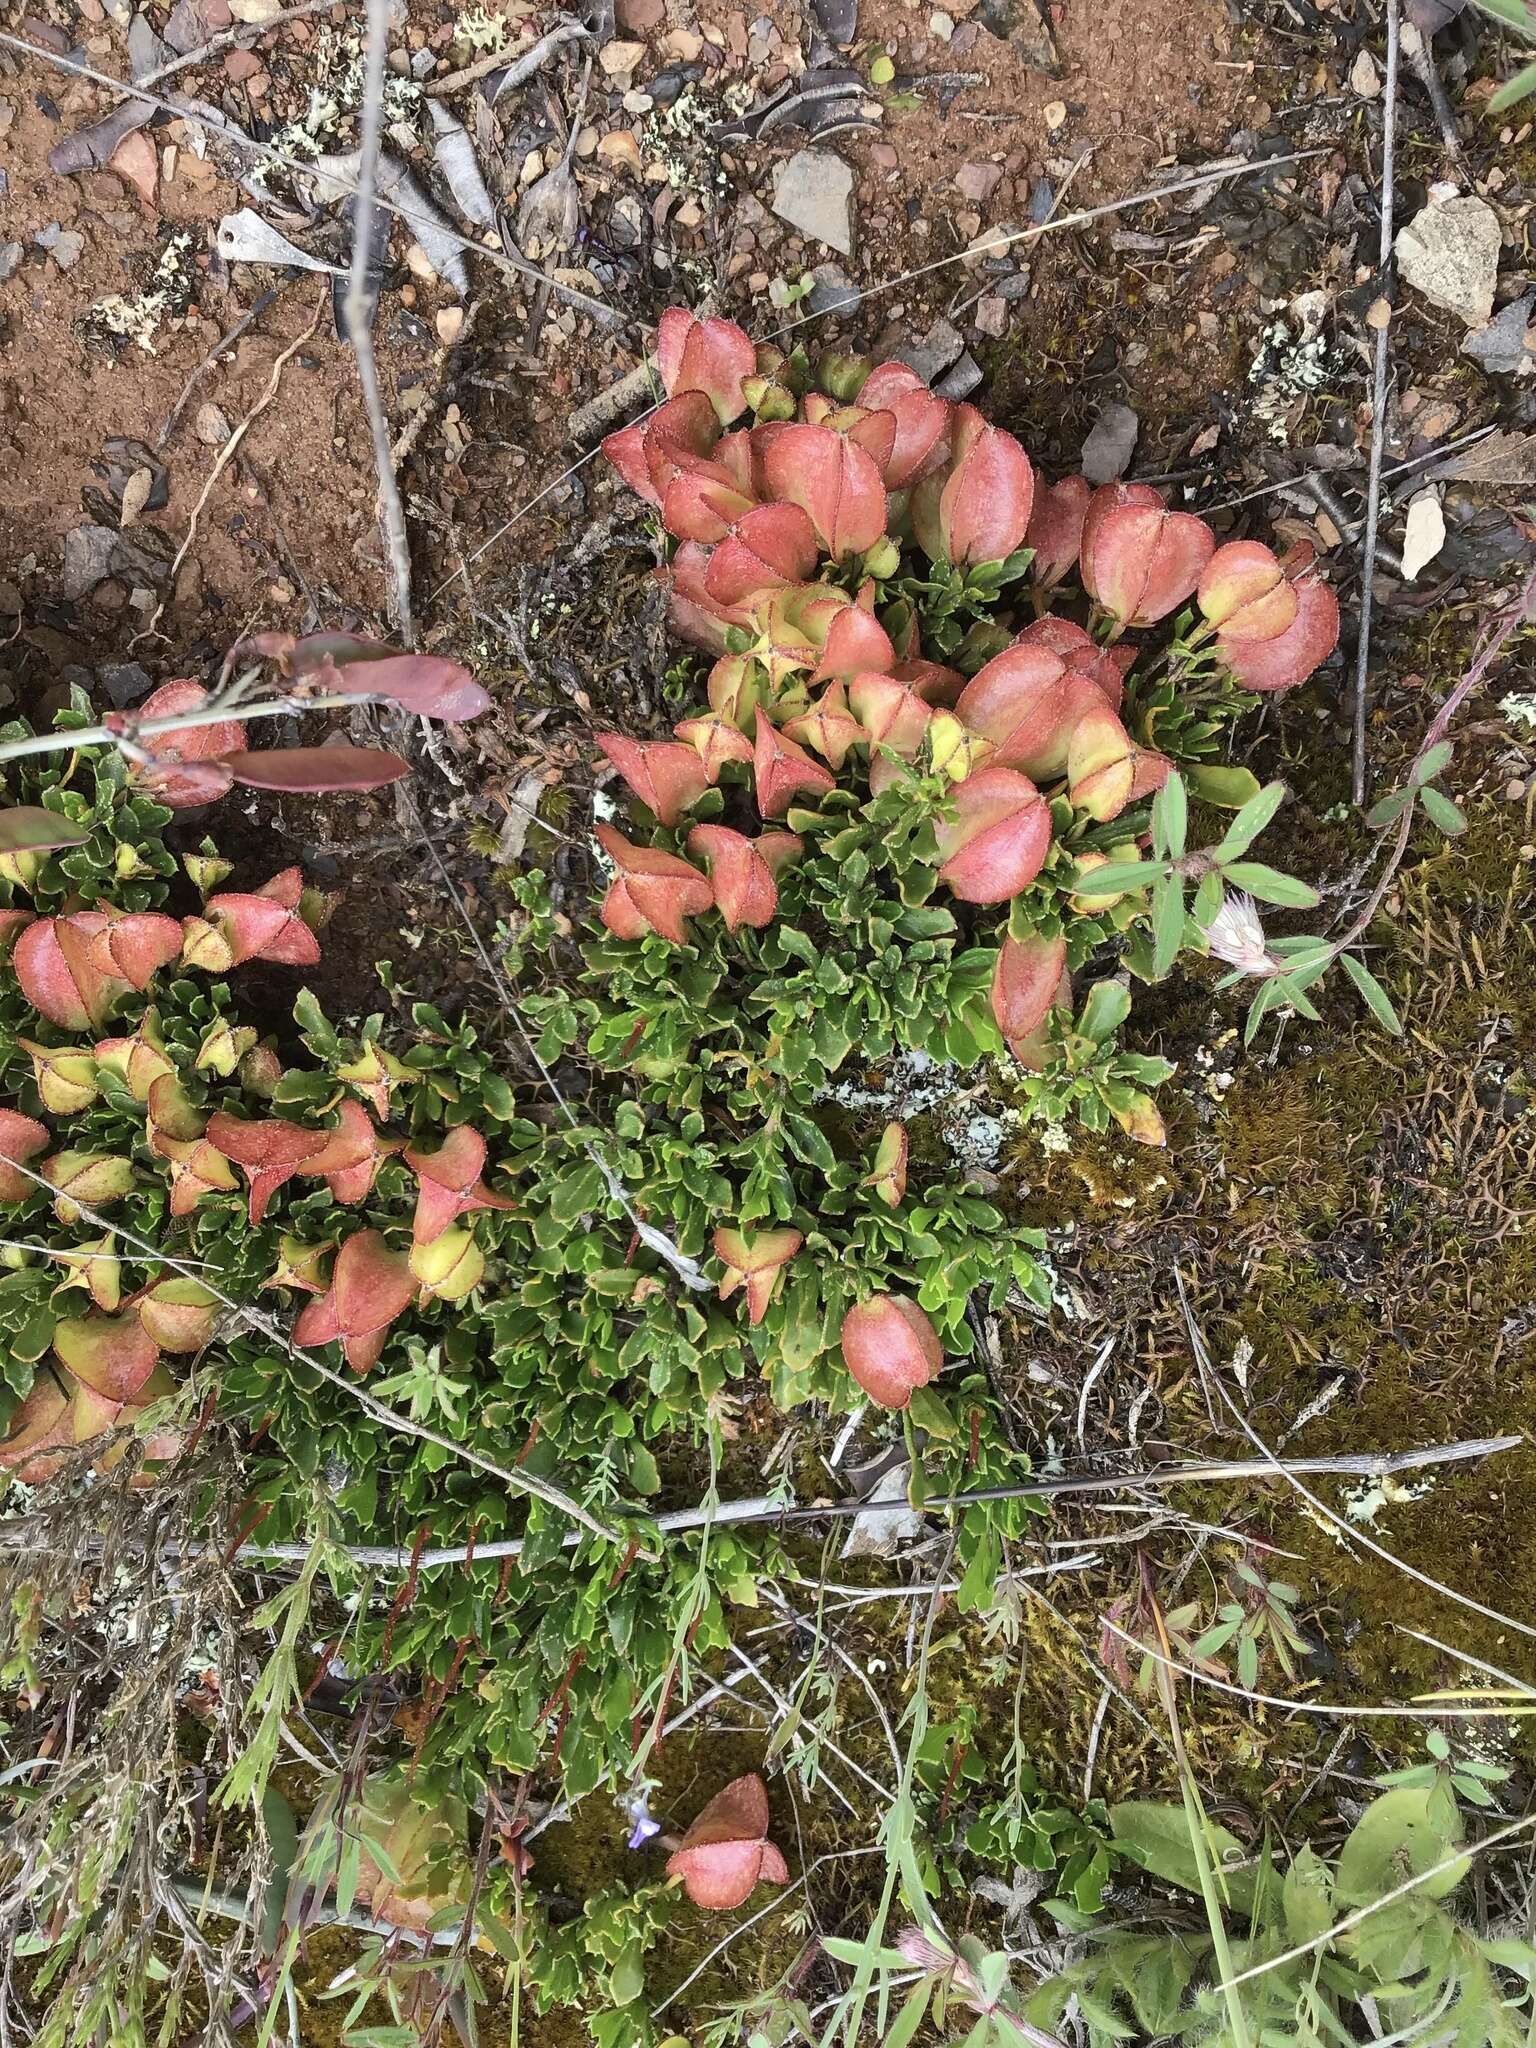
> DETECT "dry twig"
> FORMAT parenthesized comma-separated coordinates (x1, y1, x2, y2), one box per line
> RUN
(1354, 0, 1401, 807)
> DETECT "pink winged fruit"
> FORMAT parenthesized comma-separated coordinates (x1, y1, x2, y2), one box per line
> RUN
(665, 1774, 789, 1911)
(841, 1293, 943, 1411)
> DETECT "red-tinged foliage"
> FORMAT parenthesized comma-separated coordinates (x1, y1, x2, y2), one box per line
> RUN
(323, 651, 491, 721)
(992, 933, 1069, 1061)
(14, 916, 121, 1032)
(665, 1774, 789, 1910)
(596, 824, 713, 944)
(933, 767, 1052, 903)
(0, 1108, 49, 1201)
(630, 391, 723, 507)
(596, 735, 710, 828)
(293, 1228, 416, 1375)
(0, 910, 34, 959)
(760, 424, 887, 560)
(1016, 616, 1127, 713)
(0, 1376, 74, 1483)
(686, 826, 800, 931)
(206, 1112, 325, 1227)
(218, 745, 410, 793)
(402, 1126, 516, 1245)
(913, 407, 1034, 568)
(955, 643, 1076, 776)
(87, 908, 183, 990)
(133, 680, 246, 809)
(656, 307, 756, 423)
(840, 1293, 942, 1410)
(703, 503, 819, 606)
(663, 541, 740, 652)
(1220, 569, 1341, 692)
(673, 712, 755, 781)
(53, 1311, 160, 1403)
(809, 593, 896, 684)
(713, 1225, 803, 1323)
(848, 673, 932, 759)
(195, 883, 323, 969)
(1026, 474, 1093, 590)
(134, 1276, 219, 1353)
(890, 657, 965, 707)
(1081, 485, 1216, 628)
(752, 719, 836, 817)
(1197, 539, 1298, 642)
(301, 1100, 389, 1205)
(1066, 702, 1171, 821)
(856, 361, 951, 489)
(781, 682, 865, 769)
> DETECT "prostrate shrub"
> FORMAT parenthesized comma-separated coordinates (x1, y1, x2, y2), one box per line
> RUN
(593, 308, 1346, 1137)
(0, 314, 1377, 2040)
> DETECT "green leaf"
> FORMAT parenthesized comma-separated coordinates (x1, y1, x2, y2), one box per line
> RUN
(1216, 779, 1287, 857)
(1191, 870, 1224, 930)
(1220, 861, 1321, 909)
(1335, 1787, 1466, 1907)
(1071, 861, 1160, 897)
(1412, 741, 1454, 786)
(1341, 953, 1402, 1034)
(1186, 764, 1262, 811)
(1079, 980, 1131, 1045)
(1283, 1845, 1336, 1946)
(883, 1981, 933, 2048)
(1110, 1802, 1247, 1897)
(1151, 876, 1186, 980)
(1243, 978, 1284, 1047)
(1489, 53, 1536, 113)
(1418, 785, 1467, 837)
(1153, 773, 1188, 861)
(1366, 788, 1412, 830)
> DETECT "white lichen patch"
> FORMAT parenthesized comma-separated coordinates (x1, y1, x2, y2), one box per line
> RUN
(1247, 317, 1340, 445)
(88, 231, 194, 353)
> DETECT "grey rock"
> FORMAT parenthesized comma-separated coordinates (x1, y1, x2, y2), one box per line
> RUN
(995, 268, 1032, 301)
(34, 223, 85, 272)
(889, 316, 965, 383)
(62, 525, 119, 603)
(0, 242, 21, 284)
(98, 661, 153, 709)
(1462, 291, 1536, 375)
(1080, 400, 1140, 484)
(935, 351, 983, 399)
(974, 295, 1008, 339)
(1395, 194, 1501, 328)
(772, 148, 855, 256)
(806, 263, 861, 315)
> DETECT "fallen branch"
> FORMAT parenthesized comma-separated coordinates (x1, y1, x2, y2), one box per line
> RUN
(426, 18, 589, 97)
(7, 1434, 1513, 1572)
(1353, 0, 1401, 807)
(348, 0, 415, 645)
(139, 0, 338, 89)
(567, 359, 658, 444)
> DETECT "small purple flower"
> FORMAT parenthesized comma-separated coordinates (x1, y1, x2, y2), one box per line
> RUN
(622, 1782, 661, 1850)
(627, 1811, 661, 1850)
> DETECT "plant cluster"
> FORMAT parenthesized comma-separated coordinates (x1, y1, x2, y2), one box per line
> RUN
(1024, 1780, 1533, 2048)
(592, 309, 1351, 1162)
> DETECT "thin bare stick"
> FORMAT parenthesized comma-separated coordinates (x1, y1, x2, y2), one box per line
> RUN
(426, 19, 589, 96)
(141, 294, 325, 642)
(0, 1158, 622, 1544)
(139, 0, 338, 89)
(0, 687, 410, 766)
(1353, 0, 1400, 807)
(347, 0, 414, 644)
(1103, 1620, 1531, 1720)
(157, 285, 283, 449)
(0, 32, 620, 330)
(14, 1433, 1512, 1570)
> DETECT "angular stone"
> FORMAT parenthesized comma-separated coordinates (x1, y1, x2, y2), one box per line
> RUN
(771, 148, 854, 256)
(1395, 193, 1500, 328)
(1461, 291, 1536, 376)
